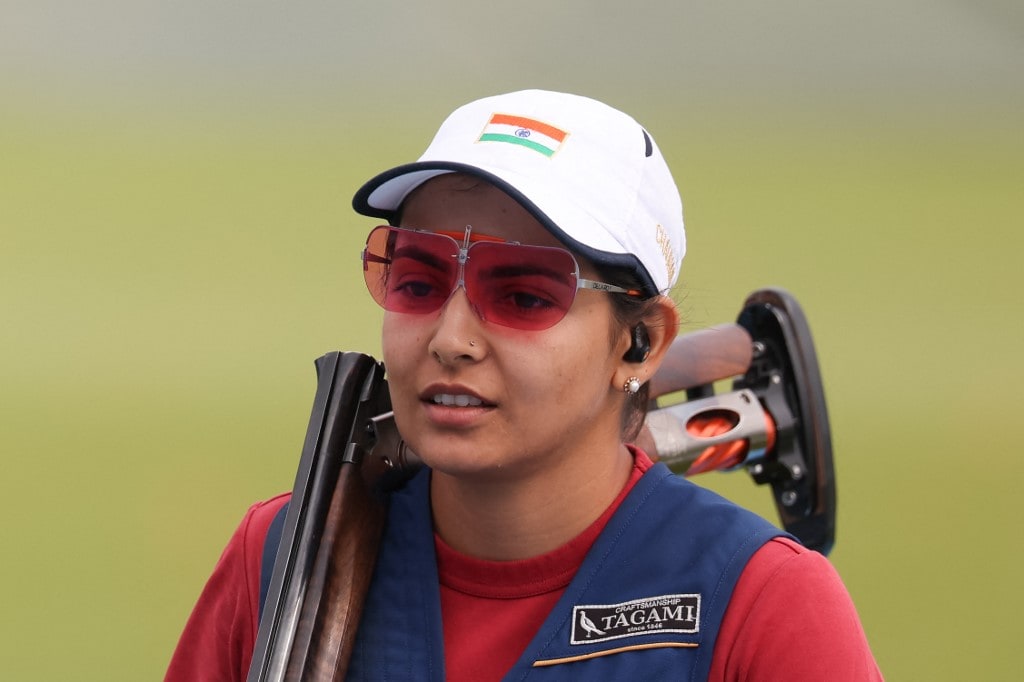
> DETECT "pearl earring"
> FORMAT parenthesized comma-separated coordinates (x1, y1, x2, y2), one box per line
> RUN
(623, 377, 641, 394)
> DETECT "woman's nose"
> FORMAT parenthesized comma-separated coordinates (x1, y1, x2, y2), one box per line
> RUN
(427, 288, 485, 365)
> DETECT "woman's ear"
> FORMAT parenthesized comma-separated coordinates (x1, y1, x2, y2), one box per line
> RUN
(614, 296, 679, 386)
(636, 296, 680, 371)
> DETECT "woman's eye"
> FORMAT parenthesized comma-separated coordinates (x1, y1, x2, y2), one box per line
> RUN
(390, 270, 444, 296)
(388, 258, 450, 301)
(393, 279, 438, 298)
(508, 291, 555, 310)
(490, 282, 564, 314)
(480, 273, 572, 318)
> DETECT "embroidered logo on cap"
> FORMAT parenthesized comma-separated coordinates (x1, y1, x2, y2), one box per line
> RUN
(478, 113, 568, 157)
(655, 223, 677, 287)
(570, 594, 700, 645)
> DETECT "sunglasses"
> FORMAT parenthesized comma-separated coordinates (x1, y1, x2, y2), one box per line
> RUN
(361, 225, 642, 331)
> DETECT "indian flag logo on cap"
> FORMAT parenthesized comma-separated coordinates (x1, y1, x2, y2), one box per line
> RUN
(478, 113, 568, 157)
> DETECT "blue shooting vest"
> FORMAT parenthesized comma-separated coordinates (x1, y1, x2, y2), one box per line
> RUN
(344, 463, 786, 681)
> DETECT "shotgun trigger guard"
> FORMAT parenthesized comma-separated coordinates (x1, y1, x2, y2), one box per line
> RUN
(734, 288, 836, 555)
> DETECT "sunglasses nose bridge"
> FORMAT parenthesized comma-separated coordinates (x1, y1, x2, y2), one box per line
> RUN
(447, 242, 490, 323)
(453, 242, 470, 293)
(440, 240, 468, 301)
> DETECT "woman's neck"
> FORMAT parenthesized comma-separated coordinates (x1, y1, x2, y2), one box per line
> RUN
(429, 443, 635, 561)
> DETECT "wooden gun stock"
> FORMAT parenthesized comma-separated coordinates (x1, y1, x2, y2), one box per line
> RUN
(647, 324, 753, 400)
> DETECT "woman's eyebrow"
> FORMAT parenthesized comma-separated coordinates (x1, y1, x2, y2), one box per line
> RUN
(479, 263, 568, 282)
(391, 244, 454, 271)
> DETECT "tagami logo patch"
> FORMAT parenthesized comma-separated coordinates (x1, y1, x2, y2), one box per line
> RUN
(571, 594, 700, 645)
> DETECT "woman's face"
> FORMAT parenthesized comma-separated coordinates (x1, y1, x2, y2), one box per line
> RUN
(381, 174, 631, 483)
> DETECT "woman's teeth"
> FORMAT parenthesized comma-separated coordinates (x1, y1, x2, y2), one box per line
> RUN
(432, 394, 483, 407)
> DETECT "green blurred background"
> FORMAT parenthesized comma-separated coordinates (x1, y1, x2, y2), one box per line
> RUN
(2, 1, 1021, 679)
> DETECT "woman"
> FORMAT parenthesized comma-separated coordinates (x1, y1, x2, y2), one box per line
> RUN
(167, 90, 881, 680)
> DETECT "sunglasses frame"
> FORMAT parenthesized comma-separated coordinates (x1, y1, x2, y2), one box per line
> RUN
(361, 225, 642, 330)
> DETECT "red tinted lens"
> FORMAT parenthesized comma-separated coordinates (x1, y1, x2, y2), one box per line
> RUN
(363, 227, 459, 314)
(362, 227, 582, 331)
(464, 242, 578, 330)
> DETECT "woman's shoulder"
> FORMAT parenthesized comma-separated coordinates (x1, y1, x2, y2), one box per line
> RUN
(241, 492, 291, 537)
(712, 538, 884, 680)
(735, 536, 863, 608)
(235, 492, 292, 578)
(214, 492, 290, 564)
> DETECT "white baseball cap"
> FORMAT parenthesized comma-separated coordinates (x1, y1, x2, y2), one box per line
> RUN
(352, 89, 685, 297)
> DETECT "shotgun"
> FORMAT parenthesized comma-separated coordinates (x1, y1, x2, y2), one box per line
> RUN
(248, 287, 834, 681)
(246, 353, 415, 682)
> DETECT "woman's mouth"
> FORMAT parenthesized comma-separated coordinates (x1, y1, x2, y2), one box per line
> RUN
(431, 393, 484, 407)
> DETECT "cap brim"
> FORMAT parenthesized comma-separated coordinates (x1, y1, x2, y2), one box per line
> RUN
(352, 161, 659, 298)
